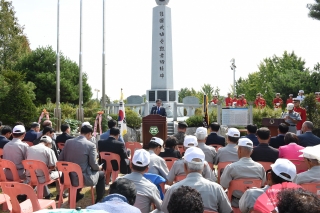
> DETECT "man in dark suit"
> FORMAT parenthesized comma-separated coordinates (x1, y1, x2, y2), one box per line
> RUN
(298, 121, 320, 147)
(98, 127, 130, 174)
(150, 99, 167, 117)
(23, 122, 40, 142)
(269, 123, 288, 149)
(56, 124, 74, 143)
(59, 125, 105, 203)
(251, 127, 279, 163)
(0, 126, 12, 149)
(206, 122, 225, 146)
(242, 124, 259, 147)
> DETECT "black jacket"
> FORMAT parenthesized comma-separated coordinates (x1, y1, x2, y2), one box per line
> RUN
(98, 137, 130, 174)
(298, 132, 320, 147)
(269, 135, 285, 149)
(56, 133, 74, 143)
(150, 106, 167, 117)
(0, 136, 9, 149)
(159, 148, 181, 159)
(251, 143, 279, 163)
(206, 132, 225, 146)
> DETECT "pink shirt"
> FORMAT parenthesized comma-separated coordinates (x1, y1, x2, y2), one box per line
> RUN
(278, 143, 304, 160)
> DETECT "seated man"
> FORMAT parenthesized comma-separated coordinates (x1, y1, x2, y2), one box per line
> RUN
(3, 125, 28, 180)
(87, 178, 141, 213)
(121, 149, 162, 213)
(196, 127, 217, 164)
(269, 123, 288, 149)
(293, 145, 320, 184)
(167, 136, 214, 185)
(172, 121, 187, 145)
(162, 147, 232, 213)
(298, 121, 320, 147)
(239, 158, 297, 213)
(100, 119, 124, 142)
(221, 138, 266, 208)
(0, 126, 12, 149)
(167, 186, 204, 213)
(215, 128, 240, 165)
(206, 122, 225, 146)
(159, 136, 181, 159)
(242, 124, 259, 147)
(98, 127, 130, 174)
(26, 136, 63, 199)
(34, 126, 59, 159)
(59, 125, 105, 203)
(37, 120, 56, 140)
(23, 122, 40, 142)
(56, 123, 74, 143)
(148, 137, 169, 180)
(251, 127, 278, 163)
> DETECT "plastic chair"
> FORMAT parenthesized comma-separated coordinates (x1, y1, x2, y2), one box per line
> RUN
(256, 161, 272, 172)
(208, 144, 223, 152)
(23, 141, 34, 147)
(56, 142, 65, 150)
(174, 175, 186, 182)
(207, 162, 214, 170)
(0, 159, 22, 182)
(56, 161, 95, 208)
(99, 152, 121, 185)
(22, 160, 56, 199)
(289, 159, 309, 173)
(163, 157, 178, 170)
(301, 182, 320, 197)
(0, 149, 3, 159)
(1, 182, 56, 213)
(217, 161, 233, 183)
(177, 145, 184, 156)
(125, 142, 142, 159)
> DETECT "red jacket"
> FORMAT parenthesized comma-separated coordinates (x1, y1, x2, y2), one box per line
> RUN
(294, 107, 306, 130)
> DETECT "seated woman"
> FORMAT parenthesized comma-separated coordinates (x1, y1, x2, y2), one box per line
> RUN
(159, 136, 181, 159)
(278, 132, 304, 160)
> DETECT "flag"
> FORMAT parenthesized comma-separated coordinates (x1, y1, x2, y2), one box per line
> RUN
(118, 88, 127, 136)
(203, 94, 209, 128)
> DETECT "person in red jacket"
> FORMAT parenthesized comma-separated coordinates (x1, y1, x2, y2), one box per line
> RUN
(232, 95, 238, 104)
(315, 92, 320, 102)
(241, 94, 247, 107)
(211, 95, 219, 104)
(237, 95, 244, 107)
(286, 94, 293, 105)
(225, 93, 233, 107)
(260, 94, 266, 109)
(254, 94, 261, 108)
(293, 98, 306, 135)
(273, 93, 283, 109)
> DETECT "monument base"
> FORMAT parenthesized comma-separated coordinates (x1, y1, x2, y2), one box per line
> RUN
(146, 89, 178, 118)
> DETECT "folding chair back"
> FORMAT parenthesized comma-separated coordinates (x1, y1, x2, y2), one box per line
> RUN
(0, 159, 21, 182)
(163, 157, 178, 170)
(301, 182, 320, 197)
(217, 161, 233, 183)
(227, 179, 262, 202)
(256, 161, 272, 172)
(125, 142, 142, 159)
(99, 152, 121, 184)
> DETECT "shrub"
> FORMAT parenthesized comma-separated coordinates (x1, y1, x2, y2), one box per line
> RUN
(253, 107, 283, 128)
(186, 115, 204, 127)
(125, 108, 142, 129)
(63, 118, 81, 134)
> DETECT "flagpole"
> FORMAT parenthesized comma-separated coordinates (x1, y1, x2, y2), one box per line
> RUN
(102, 0, 106, 110)
(78, 0, 84, 122)
(55, 0, 61, 132)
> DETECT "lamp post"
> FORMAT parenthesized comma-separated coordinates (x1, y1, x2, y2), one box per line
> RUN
(77, 0, 84, 122)
(94, 89, 100, 100)
(54, 0, 61, 132)
(230, 58, 236, 95)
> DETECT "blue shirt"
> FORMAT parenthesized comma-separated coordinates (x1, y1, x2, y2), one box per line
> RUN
(23, 130, 38, 142)
(100, 130, 124, 142)
(87, 194, 141, 213)
(243, 134, 259, 147)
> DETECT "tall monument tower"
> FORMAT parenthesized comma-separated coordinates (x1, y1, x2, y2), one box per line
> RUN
(147, 0, 178, 117)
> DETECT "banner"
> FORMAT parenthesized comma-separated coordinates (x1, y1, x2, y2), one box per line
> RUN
(118, 89, 127, 136)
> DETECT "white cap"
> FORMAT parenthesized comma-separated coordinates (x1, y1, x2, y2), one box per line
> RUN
(132, 149, 150, 167)
(82, 121, 92, 127)
(271, 158, 297, 181)
(40, 135, 52, 143)
(299, 90, 304, 93)
(287, 103, 294, 110)
(150, 137, 164, 152)
(299, 146, 320, 161)
(238, 138, 253, 148)
(184, 147, 205, 163)
(276, 93, 280, 95)
(183, 135, 198, 148)
(226, 128, 240, 137)
(13, 125, 26, 133)
(195, 127, 207, 136)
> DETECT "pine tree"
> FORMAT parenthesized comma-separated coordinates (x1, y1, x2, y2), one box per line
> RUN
(307, 0, 320, 21)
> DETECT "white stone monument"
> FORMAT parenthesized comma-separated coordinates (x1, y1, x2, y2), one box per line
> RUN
(146, 0, 178, 117)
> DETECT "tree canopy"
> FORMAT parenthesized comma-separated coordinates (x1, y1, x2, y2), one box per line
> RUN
(307, 0, 320, 21)
(14, 46, 92, 105)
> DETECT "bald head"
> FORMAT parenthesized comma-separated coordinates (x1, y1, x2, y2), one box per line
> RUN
(302, 121, 313, 132)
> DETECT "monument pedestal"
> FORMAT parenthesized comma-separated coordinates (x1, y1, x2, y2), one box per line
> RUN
(142, 114, 167, 149)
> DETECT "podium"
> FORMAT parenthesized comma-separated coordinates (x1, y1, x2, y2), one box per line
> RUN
(262, 118, 285, 137)
(142, 115, 167, 149)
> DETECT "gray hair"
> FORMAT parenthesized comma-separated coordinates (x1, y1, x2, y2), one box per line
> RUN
(184, 161, 204, 172)
(303, 121, 314, 130)
(196, 133, 206, 141)
(239, 146, 253, 154)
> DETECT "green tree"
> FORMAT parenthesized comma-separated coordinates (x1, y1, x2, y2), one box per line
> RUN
(0, 70, 37, 126)
(14, 46, 92, 105)
(307, 0, 320, 21)
(0, 0, 30, 71)
(178, 87, 197, 102)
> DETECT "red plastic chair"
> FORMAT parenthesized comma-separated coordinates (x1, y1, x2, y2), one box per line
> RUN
(227, 179, 262, 213)
(301, 182, 320, 197)
(174, 175, 186, 182)
(0, 159, 23, 182)
(22, 160, 57, 199)
(56, 161, 95, 208)
(208, 144, 223, 152)
(177, 145, 184, 156)
(256, 161, 272, 172)
(125, 142, 142, 159)
(163, 157, 178, 170)
(57, 142, 65, 150)
(207, 162, 214, 170)
(0, 149, 3, 159)
(99, 152, 121, 185)
(1, 182, 56, 213)
(217, 161, 233, 183)
(23, 141, 34, 147)
(289, 159, 309, 174)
